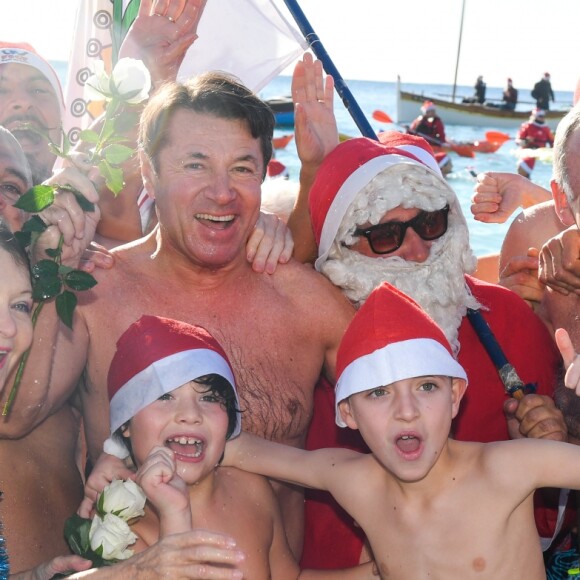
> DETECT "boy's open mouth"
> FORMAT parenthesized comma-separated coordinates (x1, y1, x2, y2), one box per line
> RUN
(395, 434, 421, 454)
(166, 436, 204, 458)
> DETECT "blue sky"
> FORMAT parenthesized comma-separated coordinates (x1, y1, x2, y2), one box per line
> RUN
(2, 0, 578, 90)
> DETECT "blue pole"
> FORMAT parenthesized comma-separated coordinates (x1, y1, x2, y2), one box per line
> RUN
(282, 0, 378, 140)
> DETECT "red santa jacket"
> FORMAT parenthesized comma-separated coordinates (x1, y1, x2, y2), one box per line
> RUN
(302, 276, 566, 569)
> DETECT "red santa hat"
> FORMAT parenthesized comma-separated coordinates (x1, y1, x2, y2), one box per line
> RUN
(544, 72, 551, 79)
(335, 282, 467, 427)
(108, 315, 241, 439)
(309, 133, 451, 271)
(0, 42, 65, 115)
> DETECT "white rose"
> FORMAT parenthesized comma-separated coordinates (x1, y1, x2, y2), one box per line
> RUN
(110, 58, 151, 104)
(100, 479, 146, 521)
(89, 513, 137, 561)
(84, 60, 111, 102)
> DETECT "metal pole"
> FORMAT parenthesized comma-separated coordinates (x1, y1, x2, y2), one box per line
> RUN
(281, 0, 377, 140)
(451, 0, 466, 104)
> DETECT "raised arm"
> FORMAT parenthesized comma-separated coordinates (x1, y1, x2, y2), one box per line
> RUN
(225, 431, 356, 492)
(287, 53, 339, 264)
(471, 171, 551, 224)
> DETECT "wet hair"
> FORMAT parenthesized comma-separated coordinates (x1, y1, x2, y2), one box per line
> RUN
(553, 103, 580, 204)
(0, 219, 30, 274)
(116, 373, 241, 463)
(139, 72, 275, 179)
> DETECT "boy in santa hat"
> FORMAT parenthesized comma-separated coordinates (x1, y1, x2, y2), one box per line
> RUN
(103, 315, 373, 579)
(225, 281, 580, 580)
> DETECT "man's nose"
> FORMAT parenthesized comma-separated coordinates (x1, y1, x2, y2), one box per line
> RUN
(205, 172, 236, 205)
(398, 227, 431, 263)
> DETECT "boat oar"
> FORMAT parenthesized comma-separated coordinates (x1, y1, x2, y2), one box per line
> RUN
(485, 131, 512, 144)
(372, 110, 393, 124)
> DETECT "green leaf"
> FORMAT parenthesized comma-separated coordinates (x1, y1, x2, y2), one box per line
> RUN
(103, 144, 134, 165)
(97, 489, 106, 518)
(56, 290, 78, 329)
(79, 129, 100, 144)
(64, 514, 92, 555)
(32, 259, 59, 279)
(13, 230, 31, 248)
(32, 274, 62, 302)
(21, 215, 48, 233)
(98, 159, 124, 195)
(14, 185, 55, 212)
(45, 247, 62, 259)
(64, 270, 97, 291)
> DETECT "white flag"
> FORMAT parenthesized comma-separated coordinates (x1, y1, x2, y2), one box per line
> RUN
(63, 0, 307, 143)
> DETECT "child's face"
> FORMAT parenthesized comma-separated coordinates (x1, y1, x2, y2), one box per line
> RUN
(0, 248, 33, 392)
(125, 380, 230, 483)
(339, 375, 466, 482)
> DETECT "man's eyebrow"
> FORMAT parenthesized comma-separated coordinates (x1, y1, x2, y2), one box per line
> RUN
(235, 154, 260, 164)
(3, 164, 30, 187)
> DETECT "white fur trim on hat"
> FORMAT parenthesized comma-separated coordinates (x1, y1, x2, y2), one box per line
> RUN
(109, 349, 240, 438)
(335, 338, 467, 427)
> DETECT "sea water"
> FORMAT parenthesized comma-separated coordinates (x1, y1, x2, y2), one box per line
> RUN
(51, 58, 573, 258)
(261, 76, 574, 258)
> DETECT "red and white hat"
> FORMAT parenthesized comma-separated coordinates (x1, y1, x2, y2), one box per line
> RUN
(108, 315, 241, 439)
(309, 133, 448, 271)
(0, 42, 65, 115)
(335, 282, 467, 427)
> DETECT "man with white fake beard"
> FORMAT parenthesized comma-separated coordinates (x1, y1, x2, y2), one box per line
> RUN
(300, 132, 574, 571)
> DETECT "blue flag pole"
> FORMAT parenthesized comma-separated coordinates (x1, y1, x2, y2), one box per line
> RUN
(281, 0, 378, 140)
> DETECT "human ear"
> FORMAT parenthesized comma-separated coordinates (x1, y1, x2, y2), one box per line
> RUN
(339, 399, 359, 430)
(450, 378, 467, 419)
(551, 180, 576, 227)
(139, 150, 156, 200)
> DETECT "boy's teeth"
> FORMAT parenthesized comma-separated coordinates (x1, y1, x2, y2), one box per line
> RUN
(169, 436, 201, 445)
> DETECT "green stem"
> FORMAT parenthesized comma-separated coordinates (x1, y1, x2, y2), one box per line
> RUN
(2, 234, 64, 416)
(2, 302, 45, 416)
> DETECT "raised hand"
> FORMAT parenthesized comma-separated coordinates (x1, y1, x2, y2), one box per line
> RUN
(292, 52, 338, 172)
(136, 446, 191, 536)
(471, 171, 550, 224)
(119, 0, 208, 87)
(555, 328, 580, 396)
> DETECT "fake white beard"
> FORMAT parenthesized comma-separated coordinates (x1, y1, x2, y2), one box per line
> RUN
(321, 214, 480, 356)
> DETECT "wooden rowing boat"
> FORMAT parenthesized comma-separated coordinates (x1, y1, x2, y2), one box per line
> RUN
(396, 78, 565, 130)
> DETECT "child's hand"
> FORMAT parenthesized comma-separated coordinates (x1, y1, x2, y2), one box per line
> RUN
(555, 328, 580, 394)
(78, 452, 135, 518)
(137, 446, 189, 517)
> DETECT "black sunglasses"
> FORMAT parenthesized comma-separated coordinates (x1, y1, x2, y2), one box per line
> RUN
(353, 206, 450, 255)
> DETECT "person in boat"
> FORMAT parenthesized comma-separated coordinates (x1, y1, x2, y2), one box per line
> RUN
(532, 72, 555, 111)
(407, 100, 446, 145)
(226, 281, 580, 580)
(294, 131, 570, 571)
(462, 75, 486, 104)
(487, 78, 518, 111)
(516, 108, 554, 179)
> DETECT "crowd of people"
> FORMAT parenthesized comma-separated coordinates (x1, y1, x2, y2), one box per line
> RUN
(0, 1, 580, 578)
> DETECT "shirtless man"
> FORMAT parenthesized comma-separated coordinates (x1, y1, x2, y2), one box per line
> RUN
(10, 73, 354, 559)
